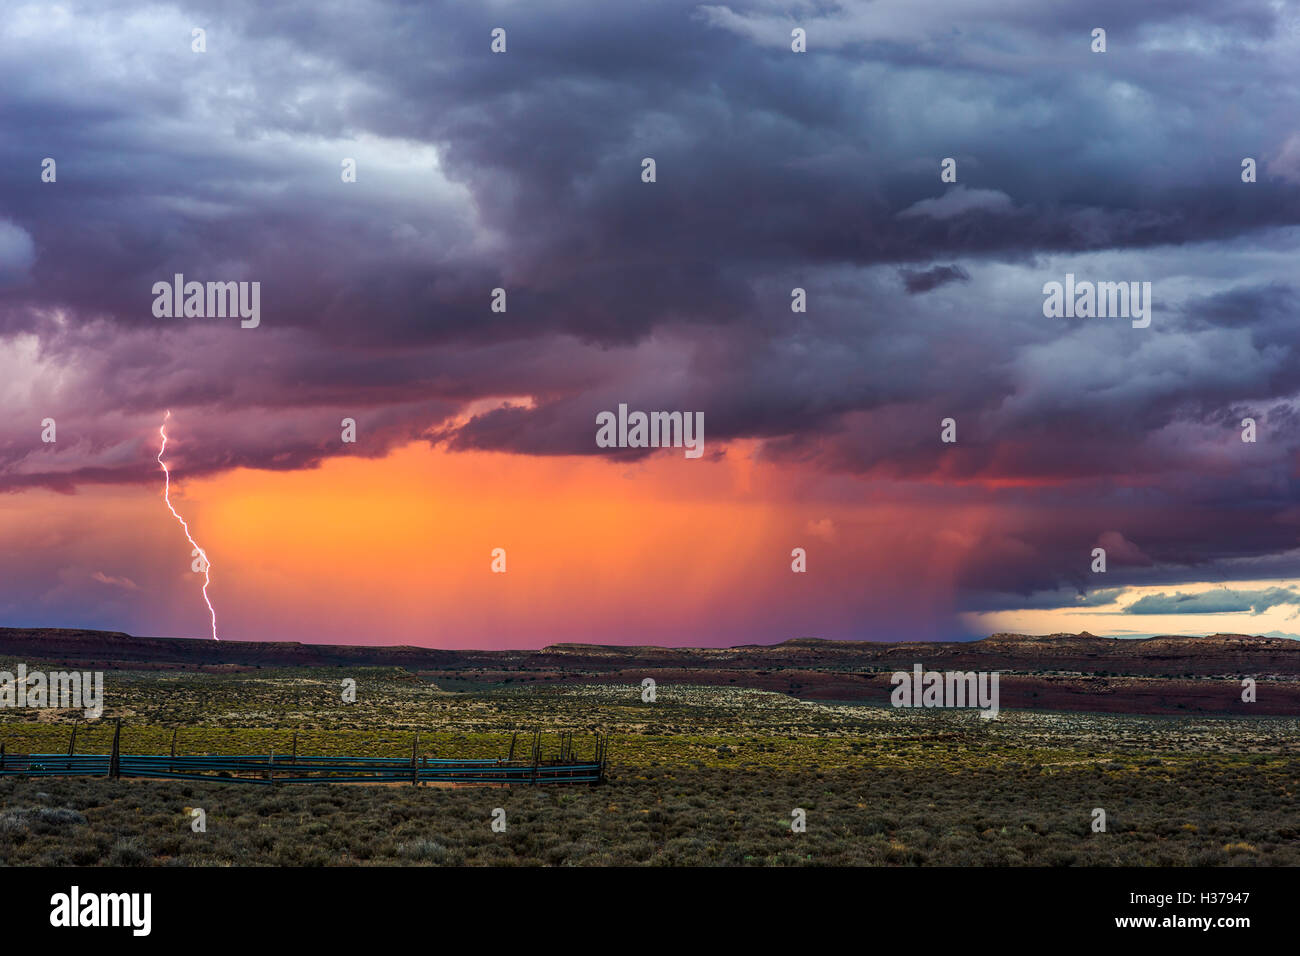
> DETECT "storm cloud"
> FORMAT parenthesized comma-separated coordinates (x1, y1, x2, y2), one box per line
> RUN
(1126, 587, 1300, 615)
(3, 0, 1300, 625)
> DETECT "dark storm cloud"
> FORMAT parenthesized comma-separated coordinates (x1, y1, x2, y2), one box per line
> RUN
(3, 0, 1300, 609)
(963, 586, 1128, 613)
(1126, 586, 1300, 615)
(899, 264, 970, 295)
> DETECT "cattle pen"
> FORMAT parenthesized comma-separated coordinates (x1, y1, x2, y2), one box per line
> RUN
(0, 722, 608, 787)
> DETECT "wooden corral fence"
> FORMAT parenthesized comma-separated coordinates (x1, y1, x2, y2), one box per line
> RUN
(0, 722, 609, 787)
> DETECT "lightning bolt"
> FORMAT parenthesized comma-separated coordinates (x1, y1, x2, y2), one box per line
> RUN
(157, 411, 219, 641)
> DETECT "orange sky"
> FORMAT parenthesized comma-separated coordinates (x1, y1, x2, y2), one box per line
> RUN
(7, 437, 1295, 645)
(2, 439, 974, 647)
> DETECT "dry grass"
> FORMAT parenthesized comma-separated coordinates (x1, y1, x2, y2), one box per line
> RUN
(1, 662, 1295, 866)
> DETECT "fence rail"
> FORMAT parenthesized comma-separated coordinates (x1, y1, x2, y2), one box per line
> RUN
(0, 723, 609, 787)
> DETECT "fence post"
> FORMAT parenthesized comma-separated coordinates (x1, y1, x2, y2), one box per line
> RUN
(411, 734, 419, 787)
(109, 719, 121, 780)
(292, 732, 298, 764)
(67, 720, 77, 768)
(508, 731, 517, 762)
(268, 748, 275, 787)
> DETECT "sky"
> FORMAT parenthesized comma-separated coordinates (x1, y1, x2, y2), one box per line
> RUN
(3, 1, 1300, 647)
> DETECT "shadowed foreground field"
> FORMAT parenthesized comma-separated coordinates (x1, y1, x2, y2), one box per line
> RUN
(0, 663, 1295, 865)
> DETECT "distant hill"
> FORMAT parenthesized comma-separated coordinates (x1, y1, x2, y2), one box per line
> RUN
(1, 625, 1295, 675)
(0, 626, 1296, 715)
